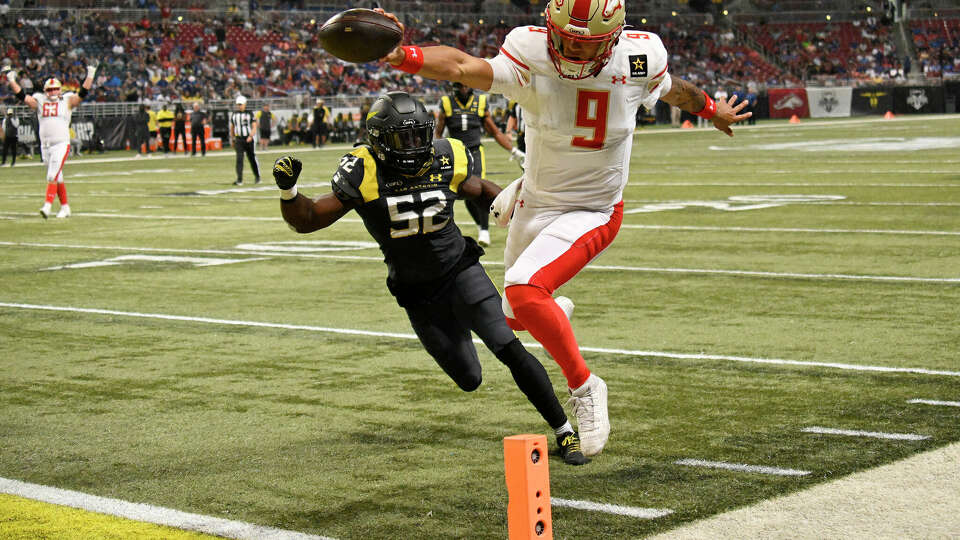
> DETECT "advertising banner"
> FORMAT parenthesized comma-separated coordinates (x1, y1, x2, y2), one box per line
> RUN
(851, 86, 894, 115)
(893, 86, 945, 114)
(767, 88, 809, 118)
(806, 87, 853, 118)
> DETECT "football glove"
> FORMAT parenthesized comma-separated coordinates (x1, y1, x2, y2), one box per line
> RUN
(509, 147, 525, 167)
(273, 156, 302, 190)
(491, 176, 522, 227)
(5, 69, 16, 83)
(86, 62, 99, 79)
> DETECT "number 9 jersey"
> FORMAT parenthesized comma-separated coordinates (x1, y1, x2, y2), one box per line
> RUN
(486, 26, 671, 210)
(332, 137, 476, 287)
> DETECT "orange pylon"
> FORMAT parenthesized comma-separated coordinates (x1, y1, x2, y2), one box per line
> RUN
(681, 119, 694, 128)
(504, 434, 552, 540)
(884, 110, 895, 119)
(789, 114, 801, 124)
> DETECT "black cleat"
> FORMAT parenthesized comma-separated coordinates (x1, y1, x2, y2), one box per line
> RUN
(557, 431, 590, 466)
(254, 177, 261, 185)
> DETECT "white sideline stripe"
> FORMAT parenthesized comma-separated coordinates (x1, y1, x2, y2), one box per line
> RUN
(0, 477, 336, 540)
(675, 459, 810, 476)
(907, 399, 960, 407)
(0, 144, 348, 168)
(551, 497, 672, 519)
(801, 426, 931, 441)
(3, 302, 960, 378)
(619, 224, 960, 236)
(627, 182, 960, 187)
(2, 241, 958, 284)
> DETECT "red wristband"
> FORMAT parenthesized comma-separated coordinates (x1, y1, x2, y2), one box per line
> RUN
(695, 91, 717, 120)
(395, 45, 424, 74)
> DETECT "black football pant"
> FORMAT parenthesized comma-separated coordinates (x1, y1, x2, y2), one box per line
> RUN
(463, 145, 489, 231)
(159, 127, 171, 153)
(404, 263, 567, 430)
(173, 125, 187, 153)
(1, 136, 17, 166)
(191, 126, 205, 155)
(234, 138, 260, 182)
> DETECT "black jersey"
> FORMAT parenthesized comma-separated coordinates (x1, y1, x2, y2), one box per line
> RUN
(332, 138, 475, 286)
(439, 93, 487, 149)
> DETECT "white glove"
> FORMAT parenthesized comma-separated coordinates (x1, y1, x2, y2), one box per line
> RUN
(5, 70, 16, 83)
(86, 63, 98, 79)
(490, 176, 523, 227)
(509, 146, 525, 167)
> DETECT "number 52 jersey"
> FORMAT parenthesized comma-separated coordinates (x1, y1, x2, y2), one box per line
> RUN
(331, 138, 475, 286)
(486, 26, 672, 210)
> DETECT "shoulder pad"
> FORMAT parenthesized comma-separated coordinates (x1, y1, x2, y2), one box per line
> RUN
(332, 146, 380, 203)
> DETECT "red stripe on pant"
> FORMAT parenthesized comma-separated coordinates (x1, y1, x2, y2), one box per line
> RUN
(505, 202, 624, 389)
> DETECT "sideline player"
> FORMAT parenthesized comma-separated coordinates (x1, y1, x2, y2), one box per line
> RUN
(435, 82, 525, 247)
(5, 63, 97, 218)
(377, 1, 750, 456)
(272, 92, 588, 465)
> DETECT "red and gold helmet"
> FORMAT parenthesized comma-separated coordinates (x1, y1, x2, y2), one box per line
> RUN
(546, 0, 625, 80)
(43, 77, 62, 92)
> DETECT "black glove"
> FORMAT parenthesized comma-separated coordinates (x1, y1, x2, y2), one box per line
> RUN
(273, 156, 302, 190)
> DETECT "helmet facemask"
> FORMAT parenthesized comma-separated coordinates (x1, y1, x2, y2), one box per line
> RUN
(546, 0, 625, 80)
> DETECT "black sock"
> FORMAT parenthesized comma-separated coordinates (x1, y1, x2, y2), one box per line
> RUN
(494, 339, 567, 430)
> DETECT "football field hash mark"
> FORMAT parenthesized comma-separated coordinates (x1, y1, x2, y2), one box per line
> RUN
(907, 399, 960, 408)
(551, 497, 673, 519)
(2, 302, 959, 379)
(675, 459, 810, 476)
(802, 427, 931, 441)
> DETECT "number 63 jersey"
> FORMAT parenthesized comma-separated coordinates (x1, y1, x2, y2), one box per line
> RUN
(332, 138, 475, 286)
(486, 26, 672, 210)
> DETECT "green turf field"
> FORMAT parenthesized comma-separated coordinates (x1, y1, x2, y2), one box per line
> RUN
(1, 115, 958, 539)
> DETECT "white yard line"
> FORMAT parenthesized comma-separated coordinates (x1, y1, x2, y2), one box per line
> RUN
(2, 301, 959, 378)
(0, 477, 336, 540)
(907, 399, 960, 408)
(801, 427, 931, 441)
(674, 459, 810, 476)
(551, 497, 672, 519)
(2, 241, 958, 285)
(619, 224, 960, 236)
(627, 182, 960, 187)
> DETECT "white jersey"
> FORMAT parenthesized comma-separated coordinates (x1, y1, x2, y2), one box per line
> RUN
(487, 26, 671, 209)
(32, 92, 75, 146)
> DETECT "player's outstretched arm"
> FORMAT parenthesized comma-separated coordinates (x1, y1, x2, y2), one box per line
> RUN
(376, 10, 494, 91)
(70, 62, 98, 108)
(5, 70, 38, 109)
(274, 156, 353, 233)
(660, 75, 751, 137)
(459, 175, 501, 209)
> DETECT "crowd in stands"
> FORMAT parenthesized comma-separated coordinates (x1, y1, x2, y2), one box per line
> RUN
(0, 7, 956, 107)
(912, 17, 960, 77)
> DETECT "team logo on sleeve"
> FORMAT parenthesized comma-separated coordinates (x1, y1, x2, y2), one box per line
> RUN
(629, 55, 648, 78)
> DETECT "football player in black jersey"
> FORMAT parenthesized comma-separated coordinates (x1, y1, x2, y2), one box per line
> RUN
(436, 82, 525, 248)
(272, 92, 587, 465)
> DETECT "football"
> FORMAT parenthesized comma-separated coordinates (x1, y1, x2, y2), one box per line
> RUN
(317, 9, 403, 64)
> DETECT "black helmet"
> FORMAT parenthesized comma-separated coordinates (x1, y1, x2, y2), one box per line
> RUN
(366, 92, 435, 176)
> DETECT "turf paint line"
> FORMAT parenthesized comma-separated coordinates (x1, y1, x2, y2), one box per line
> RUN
(801, 426, 931, 441)
(627, 181, 960, 187)
(674, 459, 810, 476)
(0, 144, 348, 168)
(619, 224, 960, 236)
(3, 241, 959, 285)
(907, 399, 960, 407)
(3, 302, 960, 379)
(0, 477, 336, 540)
(551, 497, 673, 519)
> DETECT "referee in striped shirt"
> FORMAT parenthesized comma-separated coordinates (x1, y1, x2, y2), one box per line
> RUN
(231, 95, 260, 185)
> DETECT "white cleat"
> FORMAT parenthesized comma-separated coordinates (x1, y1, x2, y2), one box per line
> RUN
(477, 228, 491, 247)
(56, 205, 71, 218)
(567, 374, 609, 456)
(555, 296, 575, 320)
(39, 203, 51, 219)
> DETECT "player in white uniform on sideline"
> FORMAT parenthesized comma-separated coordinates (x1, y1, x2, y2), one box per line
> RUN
(379, 0, 750, 456)
(4, 63, 96, 218)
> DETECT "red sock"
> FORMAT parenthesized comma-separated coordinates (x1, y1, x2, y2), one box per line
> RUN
(56, 182, 68, 205)
(505, 316, 525, 332)
(44, 182, 57, 204)
(505, 284, 590, 389)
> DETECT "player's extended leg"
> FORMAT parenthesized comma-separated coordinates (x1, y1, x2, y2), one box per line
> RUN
(464, 146, 490, 245)
(405, 301, 483, 392)
(501, 202, 623, 456)
(40, 143, 70, 219)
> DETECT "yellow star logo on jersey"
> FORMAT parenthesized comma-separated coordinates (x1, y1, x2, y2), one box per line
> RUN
(629, 54, 649, 77)
(439, 156, 450, 166)
(633, 57, 645, 71)
(430, 173, 443, 182)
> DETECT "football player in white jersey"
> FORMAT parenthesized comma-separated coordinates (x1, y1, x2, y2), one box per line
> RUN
(378, 0, 750, 457)
(4, 63, 97, 218)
